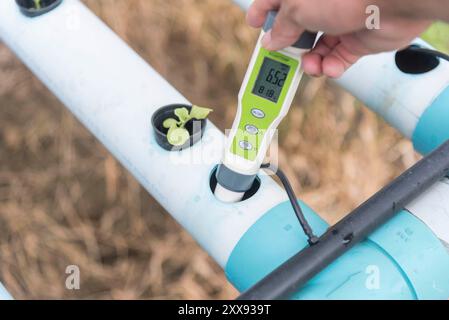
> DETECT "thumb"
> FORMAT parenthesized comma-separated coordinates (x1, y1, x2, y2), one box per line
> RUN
(262, 6, 304, 51)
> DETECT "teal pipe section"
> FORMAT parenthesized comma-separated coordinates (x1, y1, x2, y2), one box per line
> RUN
(413, 85, 449, 154)
(226, 200, 328, 290)
(226, 201, 449, 299)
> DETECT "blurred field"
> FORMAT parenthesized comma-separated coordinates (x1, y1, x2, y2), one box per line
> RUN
(0, 0, 445, 299)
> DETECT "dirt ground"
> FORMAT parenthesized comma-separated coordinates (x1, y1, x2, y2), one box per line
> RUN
(0, 0, 426, 299)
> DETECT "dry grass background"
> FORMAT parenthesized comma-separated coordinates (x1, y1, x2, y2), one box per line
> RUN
(0, 0, 423, 299)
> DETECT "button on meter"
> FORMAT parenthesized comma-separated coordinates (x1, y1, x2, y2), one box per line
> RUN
(239, 141, 253, 151)
(245, 125, 259, 135)
(251, 108, 265, 119)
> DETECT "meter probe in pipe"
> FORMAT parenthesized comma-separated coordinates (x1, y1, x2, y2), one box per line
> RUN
(215, 11, 317, 203)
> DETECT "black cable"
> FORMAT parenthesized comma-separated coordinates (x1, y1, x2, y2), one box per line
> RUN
(261, 163, 319, 246)
(406, 45, 449, 62)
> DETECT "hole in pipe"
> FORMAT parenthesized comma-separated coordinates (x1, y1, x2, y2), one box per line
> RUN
(16, 0, 63, 17)
(342, 233, 354, 246)
(395, 45, 440, 74)
(152, 104, 207, 152)
(209, 166, 261, 202)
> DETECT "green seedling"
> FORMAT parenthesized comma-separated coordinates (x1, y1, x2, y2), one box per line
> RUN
(33, 0, 42, 9)
(163, 105, 212, 146)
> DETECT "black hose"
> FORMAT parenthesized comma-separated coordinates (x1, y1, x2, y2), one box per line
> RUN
(406, 45, 449, 62)
(261, 163, 318, 246)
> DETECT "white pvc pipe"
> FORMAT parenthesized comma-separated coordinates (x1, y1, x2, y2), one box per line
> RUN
(335, 40, 449, 138)
(0, 0, 288, 268)
(407, 179, 449, 249)
(232, 0, 253, 11)
(0, 283, 12, 300)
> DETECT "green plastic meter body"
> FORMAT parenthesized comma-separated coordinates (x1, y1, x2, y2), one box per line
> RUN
(215, 11, 317, 203)
(231, 46, 299, 162)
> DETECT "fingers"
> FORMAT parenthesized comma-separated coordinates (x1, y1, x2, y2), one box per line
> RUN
(248, 0, 304, 51)
(302, 36, 335, 76)
(262, 5, 304, 51)
(246, 0, 281, 28)
(302, 35, 361, 78)
(302, 36, 337, 77)
(302, 53, 322, 76)
(323, 40, 361, 78)
(247, 0, 363, 77)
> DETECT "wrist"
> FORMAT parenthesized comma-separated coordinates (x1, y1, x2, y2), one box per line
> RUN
(375, 0, 443, 20)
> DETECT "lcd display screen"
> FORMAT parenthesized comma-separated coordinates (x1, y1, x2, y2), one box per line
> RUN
(252, 57, 291, 103)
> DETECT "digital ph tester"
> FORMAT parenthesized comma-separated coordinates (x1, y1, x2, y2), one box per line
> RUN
(215, 11, 317, 202)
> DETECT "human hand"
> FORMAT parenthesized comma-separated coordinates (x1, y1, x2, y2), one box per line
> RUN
(247, 0, 431, 78)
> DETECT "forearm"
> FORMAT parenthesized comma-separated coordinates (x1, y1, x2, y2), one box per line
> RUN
(377, 0, 449, 21)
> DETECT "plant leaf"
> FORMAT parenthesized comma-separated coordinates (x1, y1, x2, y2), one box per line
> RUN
(190, 105, 213, 120)
(167, 127, 190, 146)
(174, 108, 191, 124)
(163, 118, 178, 129)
